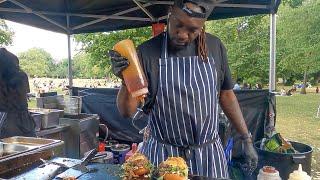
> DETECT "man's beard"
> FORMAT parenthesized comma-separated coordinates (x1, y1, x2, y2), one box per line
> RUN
(169, 39, 189, 51)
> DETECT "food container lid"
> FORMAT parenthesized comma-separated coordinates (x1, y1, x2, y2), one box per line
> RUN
(105, 140, 119, 147)
(110, 144, 130, 152)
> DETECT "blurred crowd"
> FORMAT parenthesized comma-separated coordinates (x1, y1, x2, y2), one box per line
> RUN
(233, 82, 263, 90)
(29, 77, 121, 96)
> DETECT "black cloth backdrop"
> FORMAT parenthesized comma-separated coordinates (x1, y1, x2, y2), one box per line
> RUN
(74, 87, 275, 157)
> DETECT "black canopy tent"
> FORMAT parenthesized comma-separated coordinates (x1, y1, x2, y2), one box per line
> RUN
(0, 0, 280, 91)
(0, 0, 280, 34)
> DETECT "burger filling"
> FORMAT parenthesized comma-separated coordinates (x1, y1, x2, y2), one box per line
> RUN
(158, 163, 188, 177)
(122, 153, 153, 179)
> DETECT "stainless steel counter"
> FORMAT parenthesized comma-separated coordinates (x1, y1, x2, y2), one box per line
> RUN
(36, 125, 70, 137)
(36, 125, 70, 157)
(59, 114, 99, 159)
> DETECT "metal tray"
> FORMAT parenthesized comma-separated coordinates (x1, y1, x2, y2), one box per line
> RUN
(29, 108, 64, 129)
(0, 137, 64, 177)
(0, 143, 34, 159)
(30, 112, 43, 131)
(2, 136, 62, 148)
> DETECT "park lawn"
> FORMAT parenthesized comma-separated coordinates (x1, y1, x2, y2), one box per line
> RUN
(28, 98, 37, 108)
(276, 92, 320, 178)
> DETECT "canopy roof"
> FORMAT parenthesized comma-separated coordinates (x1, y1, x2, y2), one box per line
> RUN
(0, 0, 280, 34)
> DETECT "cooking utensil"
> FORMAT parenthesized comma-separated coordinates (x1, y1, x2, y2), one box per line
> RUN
(56, 149, 97, 179)
(0, 142, 3, 157)
(91, 151, 113, 164)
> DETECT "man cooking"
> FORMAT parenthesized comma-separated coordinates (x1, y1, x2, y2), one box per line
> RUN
(0, 48, 36, 138)
(109, 0, 258, 178)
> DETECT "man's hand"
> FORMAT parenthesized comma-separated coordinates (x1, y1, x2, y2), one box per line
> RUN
(108, 50, 129, 79)
(220, 90, 258, 173)
(242, 139, 258, 174)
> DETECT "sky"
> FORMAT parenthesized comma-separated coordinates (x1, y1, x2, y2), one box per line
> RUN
(4, 20, 78, 62)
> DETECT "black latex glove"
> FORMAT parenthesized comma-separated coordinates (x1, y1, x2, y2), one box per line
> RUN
(108, 50, 129, 79)
(241, 140, 258, 175)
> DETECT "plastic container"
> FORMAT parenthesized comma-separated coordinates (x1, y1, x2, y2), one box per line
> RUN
(254, 141, 312, 180)
(110, 144, 130, 164)
(113, 39, 148, 98)
(257, 166, 281, 180)
(105, 140, 119, 151)
(98, 142, 106, 152)
(125, 143, 138, 160)
(57, 96, 82, 115)
(288, 164, 311, 180)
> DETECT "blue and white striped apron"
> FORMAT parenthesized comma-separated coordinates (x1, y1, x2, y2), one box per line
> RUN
(0, 112, 7, 135)
(141, 33, 229, 178)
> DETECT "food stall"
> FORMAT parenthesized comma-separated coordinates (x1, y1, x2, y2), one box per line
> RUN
(1, 0, 313, 179)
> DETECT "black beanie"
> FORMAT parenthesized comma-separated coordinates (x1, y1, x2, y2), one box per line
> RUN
(174, 0, 214, 19)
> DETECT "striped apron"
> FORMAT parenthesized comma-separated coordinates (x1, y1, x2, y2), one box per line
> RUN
(141, 33, 229, 178)
(0, 112, 7, 135)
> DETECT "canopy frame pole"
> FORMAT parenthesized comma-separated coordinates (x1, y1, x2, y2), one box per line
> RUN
(67, 34, 72, 95)
(72, 3, 153, 31)
(66, 15, 73, 95)
(269, 13, 276, 92)
(7, 0, 68, 32)
(153, 1, 268, 9)
(157, 3, 269, 21)
(0, 7, 150, 21)
(214, 4, 267, 9)
(132, 0, 156, 22)
(215, 0, 229, 4)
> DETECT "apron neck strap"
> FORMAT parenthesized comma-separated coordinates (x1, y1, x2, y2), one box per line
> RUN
(161, 32, 168, 59)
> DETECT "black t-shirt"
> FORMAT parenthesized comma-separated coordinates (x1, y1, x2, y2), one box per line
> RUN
(137, 32, 233, 113)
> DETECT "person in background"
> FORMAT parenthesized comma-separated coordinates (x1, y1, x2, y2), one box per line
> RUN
(233, 81, 241, 90)
(316, 87, 319, 93)
(0, 48, 35, 138)
(242, 83, 249, 90)
(255, 83, 262, 90)
(292, 84, 297, 92)
(281, 88, 286, 96)
(286, 89, 293, 96)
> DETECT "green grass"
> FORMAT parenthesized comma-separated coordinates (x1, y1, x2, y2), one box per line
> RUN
(276, 92, 320, 178)
(28, 98, 37, 108)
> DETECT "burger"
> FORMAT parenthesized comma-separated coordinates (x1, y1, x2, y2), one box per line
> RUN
(122, 153, 153, 179)
(158, 157, 188, 180)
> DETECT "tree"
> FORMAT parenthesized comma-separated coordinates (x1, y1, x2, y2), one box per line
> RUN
(74, 27, 152, 77)
(18, 48, 55, 77)
(277, 0, 320, 93)
(0, 20, 14, 46)
(282, 0, 304, 8)
(206, 15, 270, 85)
(52, 59, 68, 78)
(73, 52, 96, 78)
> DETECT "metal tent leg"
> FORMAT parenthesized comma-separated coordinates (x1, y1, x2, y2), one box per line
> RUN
(269, 13, 276, 92)
(67, 34, 73, 96)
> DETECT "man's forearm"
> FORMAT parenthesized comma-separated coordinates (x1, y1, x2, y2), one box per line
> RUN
(219, 90, 249, 136)
(117, 85, 140, 118)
